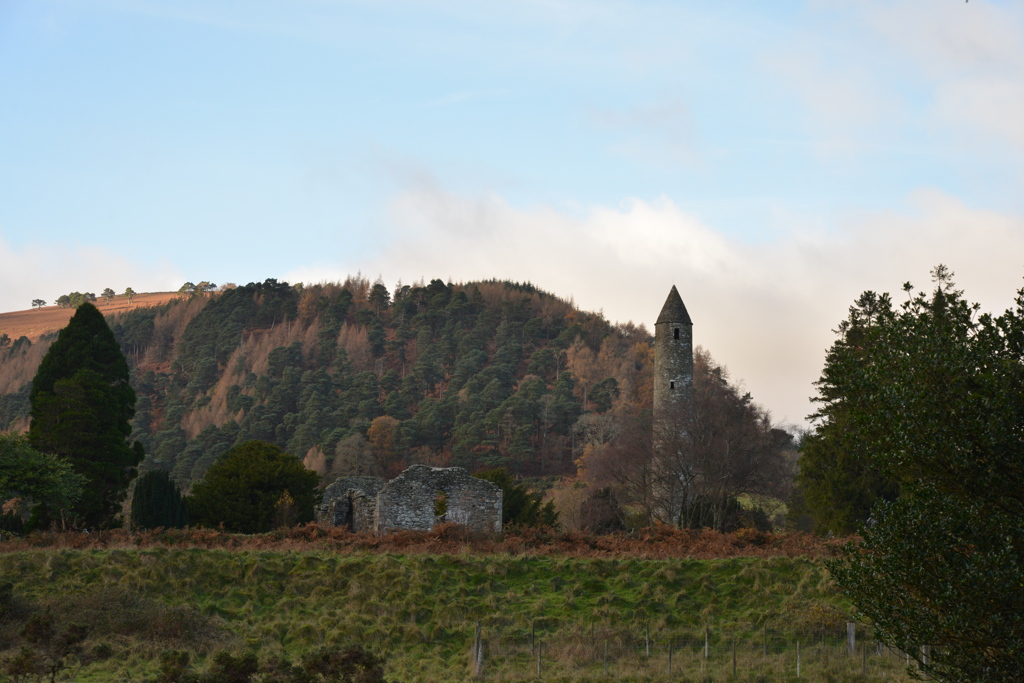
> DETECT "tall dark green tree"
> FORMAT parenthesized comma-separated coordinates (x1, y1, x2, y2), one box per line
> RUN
(130, 469, 188, 529)
(186, 440, 319, 533)
(794, 291, 900, 534)
(826, 268, 1024, 682)
(28, 302, 144, 528)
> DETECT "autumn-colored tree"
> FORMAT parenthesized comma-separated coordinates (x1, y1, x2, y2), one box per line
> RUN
(331, 434, 377, 478)
(367, 416, 402, 477)
(583, 348, 791, 531)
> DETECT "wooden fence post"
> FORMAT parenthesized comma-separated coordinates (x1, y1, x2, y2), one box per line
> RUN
(704, 626, 709, 660)
(797, 640, 801, 678)
(732, 639, 736, 675)
(847, 622, 856, 657)
(472, 622, 483, 678)
(603, 639, 608, 677)
(536, 640, 541, 679)
(645, 621, 650, 657)
(667, 639, 673, 676)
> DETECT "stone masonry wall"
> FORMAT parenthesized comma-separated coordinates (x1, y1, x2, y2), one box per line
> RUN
(374, 465, 502, 534)
(653, 319, 693, 428)
(316, 476, 385, 531)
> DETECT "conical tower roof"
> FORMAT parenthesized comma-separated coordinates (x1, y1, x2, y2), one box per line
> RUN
(656, 285, 692, 325)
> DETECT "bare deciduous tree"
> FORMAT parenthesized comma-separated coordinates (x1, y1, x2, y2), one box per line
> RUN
(581, 347, 793, 531)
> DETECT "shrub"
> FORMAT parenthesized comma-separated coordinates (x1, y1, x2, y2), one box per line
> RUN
(186, 441, 319, 533)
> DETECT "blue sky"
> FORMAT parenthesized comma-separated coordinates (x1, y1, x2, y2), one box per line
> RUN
(2, 0, 1023, 425)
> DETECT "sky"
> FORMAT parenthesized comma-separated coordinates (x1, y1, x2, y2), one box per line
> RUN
(2, 0, 1024, 428)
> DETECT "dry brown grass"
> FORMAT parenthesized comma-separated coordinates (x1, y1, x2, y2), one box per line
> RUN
(0, 524, 849, 559)
(0, 292, 187, 402)
(0, 292, 180, 343)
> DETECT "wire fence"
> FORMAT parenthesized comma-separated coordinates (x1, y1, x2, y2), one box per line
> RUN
(467, 623, 919, 680)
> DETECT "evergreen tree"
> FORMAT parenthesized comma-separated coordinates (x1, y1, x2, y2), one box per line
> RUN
(794, 291, 899, 533)
(28, 302, 143, 528)
(827, 268, 1024, 681)
(473, 468, 558, 527)
(186, 441, 319, 533)
(130, 469, 188, 529)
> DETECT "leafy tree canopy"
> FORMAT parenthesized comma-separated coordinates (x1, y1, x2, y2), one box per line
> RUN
(186, 440, 319, 533)
(826, 267, 1024, 682)
(54, 292, 96, 309)
(0, 434, 85, 520)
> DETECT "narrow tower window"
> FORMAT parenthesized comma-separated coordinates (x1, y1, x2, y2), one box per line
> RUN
(670, 381, 675, 390)
(674, 328, 679, 339)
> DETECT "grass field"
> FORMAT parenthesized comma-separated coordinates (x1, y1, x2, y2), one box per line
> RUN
(0, 529, 915, 681)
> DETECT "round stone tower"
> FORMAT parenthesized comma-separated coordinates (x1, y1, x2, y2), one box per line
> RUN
(653, 285, 693, 427)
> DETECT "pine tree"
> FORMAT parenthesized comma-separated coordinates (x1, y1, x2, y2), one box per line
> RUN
(130, 469, 188, 529)
(28, 302, 144, 528)
(794, 291, 900, 534)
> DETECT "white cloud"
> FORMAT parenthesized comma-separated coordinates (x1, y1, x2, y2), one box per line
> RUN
(862, 0, 1024, 150)
(289, 184, 1024, 428)
(772, 0, 1024, 154)
(0, 236, 182, 314)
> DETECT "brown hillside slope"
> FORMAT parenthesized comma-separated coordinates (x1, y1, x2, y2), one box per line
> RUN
(0, 292, 179, 343)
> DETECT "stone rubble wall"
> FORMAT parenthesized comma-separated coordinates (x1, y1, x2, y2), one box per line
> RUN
(653, 319, 694, 428)
(375, 465, 502, 534)
(317, 465, 502, 534)
(316, 476, 385, 531)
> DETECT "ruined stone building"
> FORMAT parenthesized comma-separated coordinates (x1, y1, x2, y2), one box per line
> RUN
(317, 464, 503, 534)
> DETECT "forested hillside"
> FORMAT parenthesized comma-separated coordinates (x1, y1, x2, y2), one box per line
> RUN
(0, 278, 651, 490)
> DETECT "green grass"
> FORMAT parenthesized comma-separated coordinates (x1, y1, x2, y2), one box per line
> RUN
(0, 549, 912, 681)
